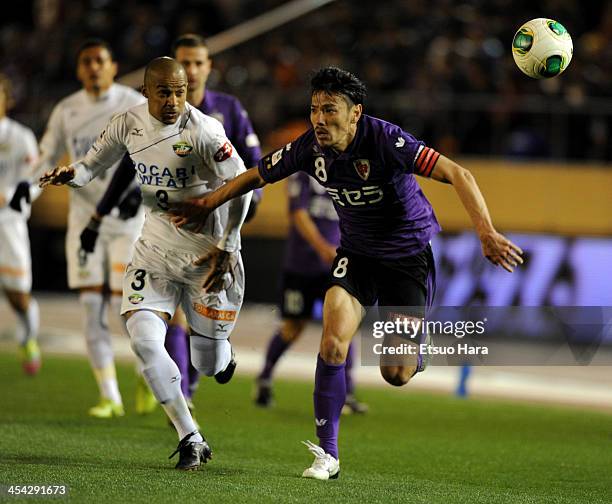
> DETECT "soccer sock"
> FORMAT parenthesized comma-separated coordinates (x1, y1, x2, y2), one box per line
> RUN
(345, 342, 355, 397)
(165, 324, 191, 398)
(81, 292, 121, 404)
(258, 330, 290, 382)
(190, 335, 232, 376)
(313, 354, 346, 460)
(15, 298, 39, 345)
(126, 311, 199, 441)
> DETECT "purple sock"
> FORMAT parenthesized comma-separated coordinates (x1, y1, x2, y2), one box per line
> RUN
(258, 330, 290, 381)
(187, 345, 200, 399)
(165, 324, 190, 398)
(313, 354, 346, 459)
(345, 342, 355, 396)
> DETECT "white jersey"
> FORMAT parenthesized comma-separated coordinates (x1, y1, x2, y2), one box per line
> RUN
(69, 102, 250, 253)
(33, 83, 145, 234)
(0, 117, 38, 222)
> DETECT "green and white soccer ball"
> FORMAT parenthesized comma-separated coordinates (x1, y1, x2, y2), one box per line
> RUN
(512, 18, 573, 79)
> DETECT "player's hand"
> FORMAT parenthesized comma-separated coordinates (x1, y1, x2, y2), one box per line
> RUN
(39, 166, 75, 188)
(169, 197, 212, 233)
(80, 215, 102, 253)
(479, 230, 523, 273)
(317, 243, 337, 266)
(194, 247, 234, 293)
(9, 181, 31, 212)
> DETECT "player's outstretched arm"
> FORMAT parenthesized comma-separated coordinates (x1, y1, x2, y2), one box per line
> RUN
(170, 166, 266, 230)
(430, 155, 524, 272)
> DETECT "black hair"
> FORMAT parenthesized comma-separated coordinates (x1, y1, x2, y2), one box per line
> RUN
(76, 38, 115, 62)
(171, 33, 208, 56)
(310, 66, 367, 106)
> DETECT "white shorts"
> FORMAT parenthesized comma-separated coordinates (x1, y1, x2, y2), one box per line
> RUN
(0, 218, 32, 292)
(121, 238, 244, 340)
(66, 224, 139, 291)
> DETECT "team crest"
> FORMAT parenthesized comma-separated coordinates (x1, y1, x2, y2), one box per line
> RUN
(172, 141, 193, 157)
(129, 294, 144, 305)
(353, 159, 370, 180)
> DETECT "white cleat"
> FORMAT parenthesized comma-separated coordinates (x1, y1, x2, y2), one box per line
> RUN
(301, 440, 340, 480)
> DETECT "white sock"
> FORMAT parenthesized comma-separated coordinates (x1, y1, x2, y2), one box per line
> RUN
(190, 335, 232, 376)
(127, 310, 199, 440)
(81, 291, 122, 404)
(15, 298, 39, 345)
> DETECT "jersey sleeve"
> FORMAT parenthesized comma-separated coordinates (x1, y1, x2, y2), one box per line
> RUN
(257, 131, 311, 184)
(197, 117, 246, 181)
(287, 172, 311, 213)
(383, 124, 440, 177)
(68, 112, 128, 187)
(228, 99, 262, 169)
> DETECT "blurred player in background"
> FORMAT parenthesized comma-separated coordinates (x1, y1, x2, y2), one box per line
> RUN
(169, 66, 523, 480)
(85, 34, 263, 418)
(11, 39, 146, 418)
(0, 74, 41, 375)
(39, 57, 251, 471)
(254, 171, 367, 415)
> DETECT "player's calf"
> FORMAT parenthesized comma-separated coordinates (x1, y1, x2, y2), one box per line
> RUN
(379, 365, 417, 386)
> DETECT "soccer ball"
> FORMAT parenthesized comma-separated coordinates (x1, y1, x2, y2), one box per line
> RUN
(512, 18, 573, 79)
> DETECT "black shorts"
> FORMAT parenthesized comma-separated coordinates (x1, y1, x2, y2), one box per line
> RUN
(279, 272, 330, 319)
(328, 244, 436, 311)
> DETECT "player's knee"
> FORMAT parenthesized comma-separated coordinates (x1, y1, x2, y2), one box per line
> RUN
(280, 318, 306, 343)
(126, 311, 167, 363)
(380, 366, 415, 387)
(5, 290, 29, 313)
(190, 336, 232, 376)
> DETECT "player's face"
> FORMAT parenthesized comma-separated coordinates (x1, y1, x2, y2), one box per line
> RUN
(175, 46, 211, 95)
(76, 46, 117, 95)
(310, 92, 361, 151)
(145, 72, 188, 124)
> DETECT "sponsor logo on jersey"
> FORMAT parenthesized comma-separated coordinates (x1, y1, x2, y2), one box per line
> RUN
(193, 303, 237, 321)
(213, 141, 233, 162)
(271, 149, 283, 166)
(216, 323, 230, 332)
(353, 159, 370, 181)
(395, 136, 405, 148)
(172, 141, 193, 157)
(129, 293, 144, 305)
(131, 127, 144, 137)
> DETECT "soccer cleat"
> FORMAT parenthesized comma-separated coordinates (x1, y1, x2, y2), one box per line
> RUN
(214, 349, 236, 384)
(135, 375, 158, 415)
(301, 440, 340, 480)
(341, 394, 369, 415)
(88, 398, 125, 418)
(254, 379, 273, 408)
(20, 340, 41, 375)
(169, 430, 212, 471)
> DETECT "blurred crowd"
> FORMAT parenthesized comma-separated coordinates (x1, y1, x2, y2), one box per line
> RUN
(2, 0, 611, 160)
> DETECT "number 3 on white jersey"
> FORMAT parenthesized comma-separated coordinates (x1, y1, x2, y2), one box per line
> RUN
(333, 257, 348, 278)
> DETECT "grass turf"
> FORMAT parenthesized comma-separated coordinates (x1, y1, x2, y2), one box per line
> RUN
(0, 351, 610, 503)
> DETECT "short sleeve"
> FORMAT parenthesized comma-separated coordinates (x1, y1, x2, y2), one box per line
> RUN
(382, 124, 440, 177)
(198, 117, 246, 181)
(258, 131, 311, 184)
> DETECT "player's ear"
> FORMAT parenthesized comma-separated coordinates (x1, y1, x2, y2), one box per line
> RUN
(352, 104, 362, 124)
(141, 85, 148, 98)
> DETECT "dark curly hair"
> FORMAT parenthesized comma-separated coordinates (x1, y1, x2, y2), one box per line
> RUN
(310, 67, 367, 106)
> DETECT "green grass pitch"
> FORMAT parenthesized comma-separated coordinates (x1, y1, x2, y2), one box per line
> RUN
(0, 352, 610, 503)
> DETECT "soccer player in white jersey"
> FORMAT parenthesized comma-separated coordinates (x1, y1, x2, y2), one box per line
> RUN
(40, 57, 251, 471)
(12, 39, 146, 418)
(0, 74, 41, 374)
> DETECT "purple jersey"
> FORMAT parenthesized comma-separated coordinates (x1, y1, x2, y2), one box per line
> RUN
(198, 90, 262, 169)
(258, 114, 441, 259)
(284, 171, 340, 275)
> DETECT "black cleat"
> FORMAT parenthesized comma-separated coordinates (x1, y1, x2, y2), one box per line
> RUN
(214, 351, 236, 384)
(169, 430, 212, 471)
(254, 379, 273, 408)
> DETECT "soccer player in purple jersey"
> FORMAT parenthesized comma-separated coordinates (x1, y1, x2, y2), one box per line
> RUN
(81, 34, 263, 418)
(169, 67, 523, 479)
(255, 171, 367, 415)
